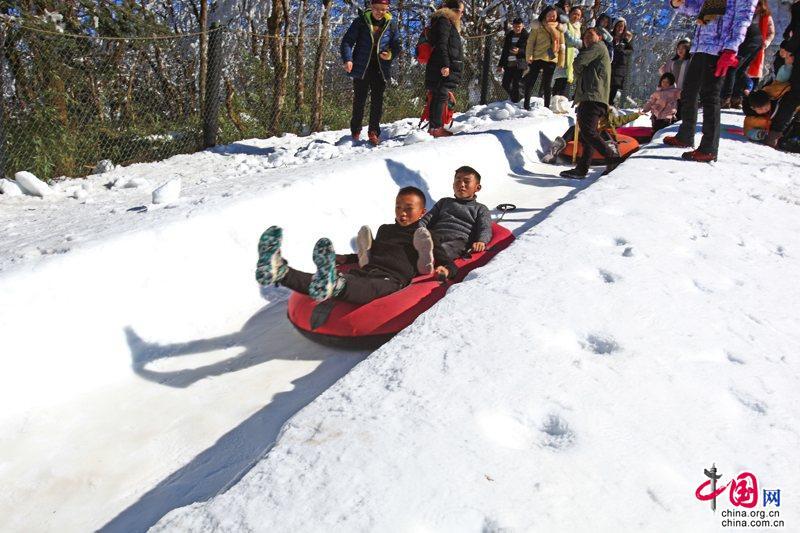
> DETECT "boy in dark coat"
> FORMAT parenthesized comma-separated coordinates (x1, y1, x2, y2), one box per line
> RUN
(425, 0, 465, 137)
(413, 166, 493, 277)
(340, 0, 401, 145)
(498, 18, 529, 103)
(255, 187, 454, 304)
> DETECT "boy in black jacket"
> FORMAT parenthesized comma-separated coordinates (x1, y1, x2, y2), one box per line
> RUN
(498, 18, 529, 103)
(255, 187, 455, 304)
(413, 165, 493, 277)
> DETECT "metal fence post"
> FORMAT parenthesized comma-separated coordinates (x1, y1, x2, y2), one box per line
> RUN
(0, 24, 6, 178)
(480, 33, 493, 105)
(203, 23, 223, 149)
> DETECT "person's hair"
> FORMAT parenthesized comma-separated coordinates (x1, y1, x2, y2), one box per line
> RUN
(659, 72, 676, 86)
(397, 186, 427, 205)
(512, 17, 523, 24)
(755, 0, 771, 17)
(748, 90, 770, 110)
(673, 39, 691, 60)
(442, 0, 463, 10)
(584, 26, 601, 39)
(538, 5, 557, 23)
(454, 165, 482, 182)
(569, 6, 583, 15)
(597, 13, 611, 26)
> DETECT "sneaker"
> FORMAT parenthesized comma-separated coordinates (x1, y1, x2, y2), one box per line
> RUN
(356, 225, 373, 267)
(255, 225, 288, 286)
(602, 157, 623, 176)
(681, 149, 717, 162)
(413, 227, 435, 275)
(309, 238, 339, 301)
(352, 131, 361, 141)
(429, 127, 454, 138)
(368, 131, 380, 146)
(663, 135, 694, 148)
(542, 136, 566, 163)
(560, 167, 588, 180)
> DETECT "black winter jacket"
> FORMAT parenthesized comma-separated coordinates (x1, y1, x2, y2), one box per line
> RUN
(425, 8, 464, 88)
(611, 37, 633, 84)
(498, 29, 529, 69)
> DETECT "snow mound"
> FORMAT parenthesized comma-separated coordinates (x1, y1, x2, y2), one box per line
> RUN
(0, 178, 23, 196)
(14, 171, 51, 197)
(152, 178, 181, 204)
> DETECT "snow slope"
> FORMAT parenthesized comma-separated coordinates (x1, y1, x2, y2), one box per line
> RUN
(1, 101, 601, 532)
(153, 114, 800, 532)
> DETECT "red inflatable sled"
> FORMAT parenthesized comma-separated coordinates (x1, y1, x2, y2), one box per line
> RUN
(288, 223, 515, 348)
(616, 126, 654, 143)
(560, 133, 640, 164)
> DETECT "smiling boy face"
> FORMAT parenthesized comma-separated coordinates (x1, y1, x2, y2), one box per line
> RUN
(395, 193, 426, 226)
(453, 171, 481, 199)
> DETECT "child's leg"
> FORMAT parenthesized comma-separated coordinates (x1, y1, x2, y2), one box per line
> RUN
(255, 226, 288, 286)
(335, 271, 402, 305)
(279, 268, 314, 294)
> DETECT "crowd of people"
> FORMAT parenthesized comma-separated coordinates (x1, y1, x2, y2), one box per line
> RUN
(256, 0, 799, 308)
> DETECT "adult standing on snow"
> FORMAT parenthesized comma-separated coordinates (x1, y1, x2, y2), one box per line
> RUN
(560, 27, 621, 179)
(552, 6, 584, 97)
(498, 18, 529, 103)
(340, 0, 401, 146)
(664, 0, 759, 162)
(719, 9, 763, 109)
(425, 0, 465, 138)
(609, 17, 633, 105)
(522, 6, 565, 111)
(744, 0, 775, 87)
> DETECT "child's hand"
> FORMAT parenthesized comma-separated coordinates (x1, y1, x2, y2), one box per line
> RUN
(435, 266, 450, 278)
(379, 50, 391, 60)
(472, 242, 486, 252)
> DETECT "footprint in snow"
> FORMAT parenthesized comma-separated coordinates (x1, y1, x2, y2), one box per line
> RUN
(582, 334, 620, 355)
(540, 414, 576, 450)
(599, 269, 618, 284)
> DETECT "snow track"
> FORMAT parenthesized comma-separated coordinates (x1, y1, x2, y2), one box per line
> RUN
(0, 104, 603, 532)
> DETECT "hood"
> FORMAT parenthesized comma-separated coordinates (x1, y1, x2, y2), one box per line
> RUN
(432, 7, 462, 33)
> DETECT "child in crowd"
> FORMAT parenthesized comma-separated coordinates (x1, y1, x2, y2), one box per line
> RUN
(255, 186, 454, 304)
(413, 165, 493, 278)
(642, 72, 681, 133)
(743, 52, 794, 142)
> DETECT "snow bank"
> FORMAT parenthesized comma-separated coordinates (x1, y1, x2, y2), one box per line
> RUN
(14, 171, 51, 197)
(153, 117, 800, 531)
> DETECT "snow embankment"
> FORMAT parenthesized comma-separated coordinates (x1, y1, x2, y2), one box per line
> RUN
(154, 118, 800, 531)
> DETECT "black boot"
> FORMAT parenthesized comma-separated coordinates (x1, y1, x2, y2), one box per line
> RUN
(560, 166, 588, 180)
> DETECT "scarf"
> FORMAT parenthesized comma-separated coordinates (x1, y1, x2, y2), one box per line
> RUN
(543, 21, 565, 68)
(565, 21, 581, 83)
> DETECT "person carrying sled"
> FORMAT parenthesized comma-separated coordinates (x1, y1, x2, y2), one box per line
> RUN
(412, 166, 493, 277)
(663, 0, 759, 162)
(498, 18, 529, 103)
(425, 0, 465, 138)
(340, 0, 401, 146)
(255, 187, 456, 304)
(560, 27, 622, 179)
(542, 107, 641, 163)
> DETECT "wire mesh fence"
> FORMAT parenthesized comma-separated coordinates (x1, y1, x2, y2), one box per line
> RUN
(0, 19, 523, 182)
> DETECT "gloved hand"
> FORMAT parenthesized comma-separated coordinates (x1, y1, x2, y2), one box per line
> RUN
(714, 50, 739, 77)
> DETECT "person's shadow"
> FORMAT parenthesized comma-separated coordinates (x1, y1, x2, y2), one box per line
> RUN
(106, 287, 368, 532)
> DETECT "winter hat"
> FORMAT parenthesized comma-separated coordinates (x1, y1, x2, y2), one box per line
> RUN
(613, 17, 627, 28)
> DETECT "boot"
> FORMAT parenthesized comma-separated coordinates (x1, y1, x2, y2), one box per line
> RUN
(413, 227, 435, 275)
(368, 131, 380, 146)
(663, 135, 694, 148)
(255, 225, 288, 286)
(356, 225, 373, 267)
(730, 96, 742, 109)
(602, 157, 623, 176)
(542, 136, 566, 164)
(429, 127, 453, 138)
(681, 149, 717, 162)
(352, 131, 361, 141)
(560, 166, 588, 180)
(308, 238, 343, 302)
(720, 97, 732, 109)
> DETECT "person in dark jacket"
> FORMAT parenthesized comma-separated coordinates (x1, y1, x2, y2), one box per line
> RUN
(720, 14, 763, 109)
(498, 18, 529, 103)
(767, 47, 800, 147)
(255, 187, 454, 304)
(609, 17, 633, 105)
(560, 28, 621, 179)
(594, 12, 615, 60)
(340, 0, 401, 145)
(425, 0, 465, 137)
(414, 166, 493, 276)
(774, 0, 800, 73)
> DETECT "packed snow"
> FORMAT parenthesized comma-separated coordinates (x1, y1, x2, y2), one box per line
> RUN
(152, 114, 800, 531)
(0, 100, 600, 532)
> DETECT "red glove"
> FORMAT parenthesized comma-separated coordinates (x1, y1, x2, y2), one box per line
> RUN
(714, 49, 739, 77)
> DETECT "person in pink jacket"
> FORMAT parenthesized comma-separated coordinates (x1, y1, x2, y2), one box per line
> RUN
(642, 72, 682, 132)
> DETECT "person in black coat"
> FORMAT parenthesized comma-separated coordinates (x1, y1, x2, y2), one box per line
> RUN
(497, 18, 529, 103)
(340, 0, 401, 145)
(425, 0, 465, 137)
(609, 17, 633, 105)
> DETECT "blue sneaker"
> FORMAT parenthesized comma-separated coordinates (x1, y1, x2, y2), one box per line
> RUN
(255, 225, 288, 286)
(308, 238, 343, 301)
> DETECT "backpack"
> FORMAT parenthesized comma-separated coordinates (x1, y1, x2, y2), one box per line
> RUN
(416, 26, 433, 65)
(419, 90, 456, 128)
